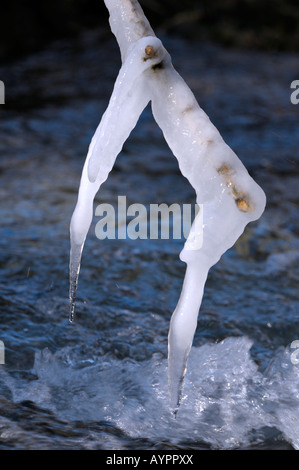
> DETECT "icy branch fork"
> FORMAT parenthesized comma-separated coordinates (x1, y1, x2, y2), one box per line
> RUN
(69, 0, 266, 413)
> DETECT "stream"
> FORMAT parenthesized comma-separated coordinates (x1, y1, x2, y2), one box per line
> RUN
(0, 29, 299, 449)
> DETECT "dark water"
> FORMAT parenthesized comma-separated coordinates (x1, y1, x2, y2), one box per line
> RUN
(0, 29, 299, 450)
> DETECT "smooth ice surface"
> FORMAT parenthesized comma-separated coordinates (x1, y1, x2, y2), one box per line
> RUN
(69, 0, 266, 411)
(87, 36, 166, 183)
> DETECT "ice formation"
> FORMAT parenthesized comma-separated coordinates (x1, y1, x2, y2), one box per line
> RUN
(69, 0, 266, 413)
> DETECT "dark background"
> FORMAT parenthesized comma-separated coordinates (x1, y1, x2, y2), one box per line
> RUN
(1, 0, 299, 62)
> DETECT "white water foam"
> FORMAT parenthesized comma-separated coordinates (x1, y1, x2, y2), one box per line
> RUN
(2, 336, 299, 449)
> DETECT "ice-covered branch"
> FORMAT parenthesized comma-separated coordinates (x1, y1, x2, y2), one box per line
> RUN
(69, 0, 266, 413)
(69, 34, 165, 321)
(103, 0, 155, 62)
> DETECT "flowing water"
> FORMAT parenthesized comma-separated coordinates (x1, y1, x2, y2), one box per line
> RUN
(0, 30, 299, 450)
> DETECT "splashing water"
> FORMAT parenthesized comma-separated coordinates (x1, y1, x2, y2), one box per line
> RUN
(69, 0, 266, 412)
(1, 336, 299, 449)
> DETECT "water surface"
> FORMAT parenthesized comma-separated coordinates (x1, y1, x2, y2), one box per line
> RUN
(0, 30, 299, 450)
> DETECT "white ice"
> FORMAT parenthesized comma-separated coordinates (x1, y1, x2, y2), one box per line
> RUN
(69, 34, 164, 320)
(69, 0, 266, 413)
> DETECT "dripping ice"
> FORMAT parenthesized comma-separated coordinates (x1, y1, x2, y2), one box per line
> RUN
(69, 0, 266, 412)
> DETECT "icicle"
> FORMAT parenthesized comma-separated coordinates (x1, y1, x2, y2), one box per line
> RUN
(69, 0, 266, 413)
(146, 57, 266, 411)
(69, 35, 166, 321)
